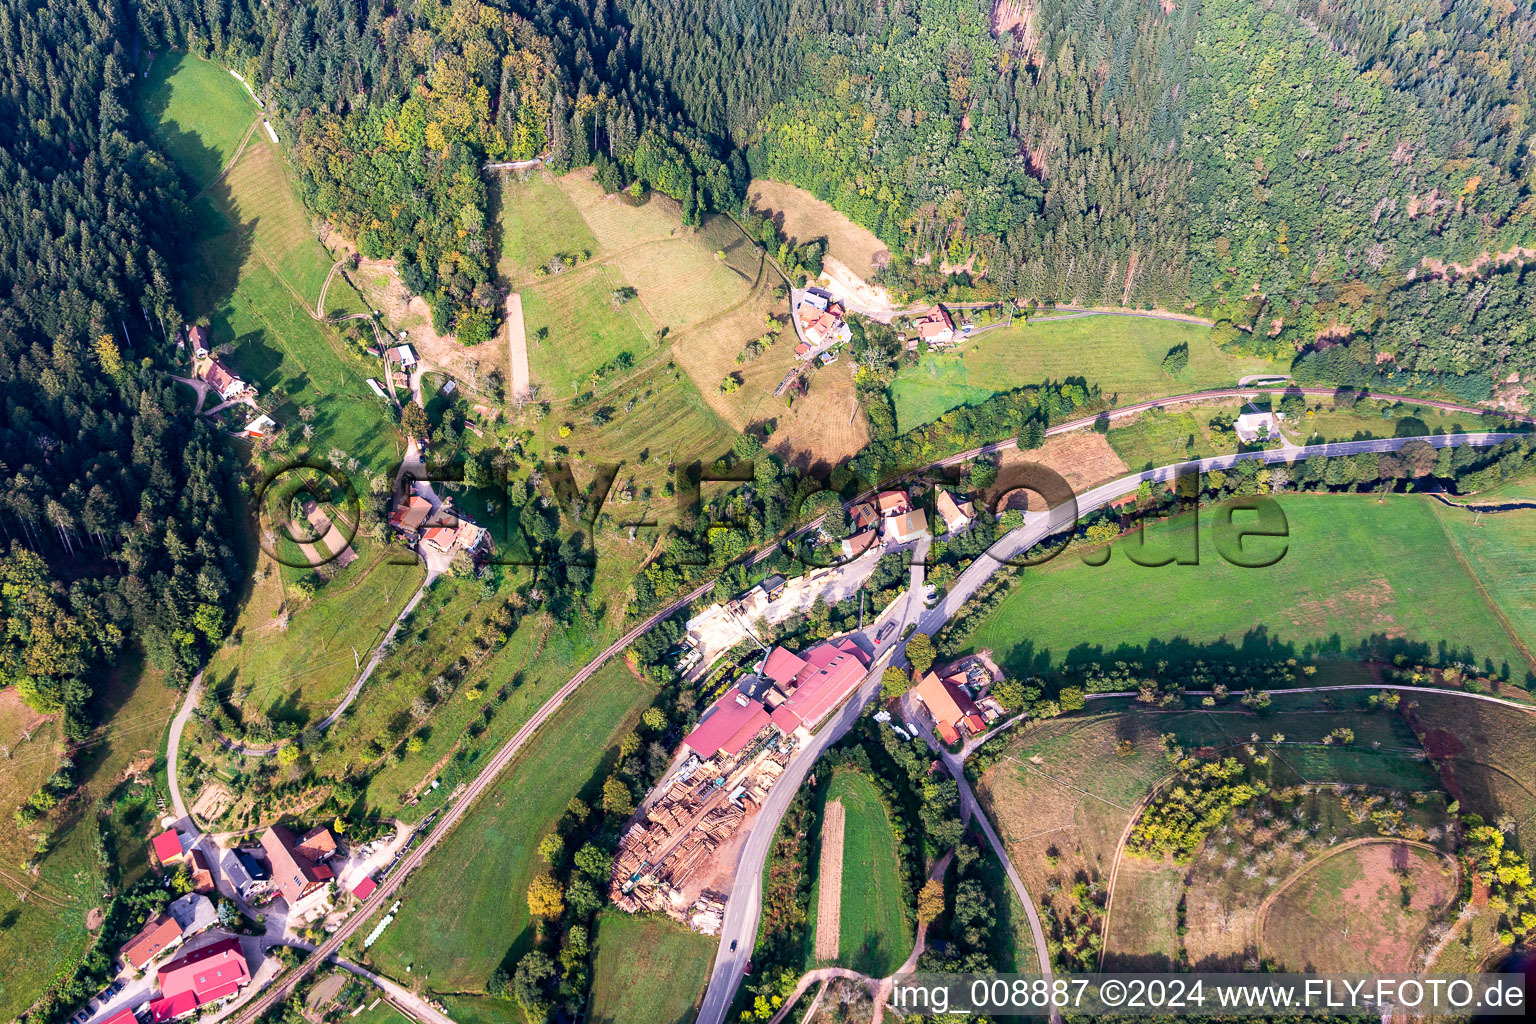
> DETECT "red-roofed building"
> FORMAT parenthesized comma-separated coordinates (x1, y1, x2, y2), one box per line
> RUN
(152, 830, 184, 868)
(101, 1007, 138, 1024)
(149, 991, 199, 1022)
(875, 490, 909, 517)
(201, 358, 248, 401)
(936, 490, 976, 532)
(761, 648, 809, 688)
(849, 501, 879, 532)
(188, 849, 215, 895)
(913, 306, 955, 346)
(121, 913, 184, 971)
(682, 689, 771, 760)
(260, 826, 334, 906)
(769, 704, 802, 736)
(912, 671, 984, 745)
(157, 938, 251, 1011)
(766, 638, 871, 730)
(351, 877, 378, 900)
(388, 495, 433, 538)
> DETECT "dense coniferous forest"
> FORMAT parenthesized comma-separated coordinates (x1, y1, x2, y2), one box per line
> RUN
(0, 0, 239, 733)
(123, 0, 1536, 394)
(4, 0, 1536, 739)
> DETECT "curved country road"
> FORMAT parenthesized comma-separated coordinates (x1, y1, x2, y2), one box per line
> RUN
(697, 429, 1529, 1024)
(222, 424, 1528, 1023)
(224, 539, 797, 1024)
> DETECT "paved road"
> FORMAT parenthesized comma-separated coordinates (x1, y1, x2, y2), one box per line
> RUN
(697, 429, 1527, 1022)
(694, 581, 923, 1024)
(917, 387, 1533, 477)
(224, 425, 1527, 1022)
(904, 713, 1059, 1021)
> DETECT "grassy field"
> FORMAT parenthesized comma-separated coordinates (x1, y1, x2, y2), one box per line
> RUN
(136, 52, 255, 188)
(520, 264, 656, 397)
(959, 494, 1536, 685)
(819, 770, 912, 976)
(889, 315, 1281, 431)
(200, 545, 423, 725)
(360, 662, 653, 989)
(1261, 842, 1456, 971)
(136, 55, 396, 480)
(497, 171, 601, 286)
(978, 690, 1462, 974)
(0, 661, 181, 1023)
(589, 912, 716, 1024)
(501, 169, 759, 400)
(1429, 505, 1536, 675)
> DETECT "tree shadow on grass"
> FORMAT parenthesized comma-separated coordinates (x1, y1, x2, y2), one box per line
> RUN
(985, 629, 1528, 690)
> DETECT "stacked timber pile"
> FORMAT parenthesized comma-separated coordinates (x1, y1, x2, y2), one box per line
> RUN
(689, 890, 727, 934)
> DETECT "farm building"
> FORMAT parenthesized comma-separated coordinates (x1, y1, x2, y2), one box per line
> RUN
(849, 501, 878, 531)
(187, 849, 216, 895)
(936, 490, 976, 532)
(913, 306, 955, 346)
(152, 829, 185, 869)
(201, 358, 248, 401)
(120, 914, 184, 971)
(1234, 410, 1282, 443)
(912, 670, 986, 745)
(886, 509, 928, 543)
(185, 324, 210, 356)
(151, 938, 252, 1020)
(841, 529, 877, 560)
(260, 825, 334, 907)
(239, 413, 278, 438)
(388, 494, 433, 539)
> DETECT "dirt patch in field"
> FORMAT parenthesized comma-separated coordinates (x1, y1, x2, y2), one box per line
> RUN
(818, 256, 896, 318)
(994, 432, 1130, 510)
(749, 180, 889, 276)
(85, 907, 104, 931)
(1288, 578, 1401, 636)
(0, 687, 50, 742)
(815, 800, 847, 962)
(192, 782, 234, 823)
(1260, 840, 1457, 972)
(1419, 729, 1466, 759)
(765, 363, 869, 470)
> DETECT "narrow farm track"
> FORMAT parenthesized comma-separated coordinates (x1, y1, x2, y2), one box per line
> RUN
(217, 414, 1528, 1020)
(194, 116, 262, 198)
(1249, 837, 1458, 964)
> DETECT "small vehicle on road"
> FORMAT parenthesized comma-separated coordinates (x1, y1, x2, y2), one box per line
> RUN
(729, 940, 738, 952)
